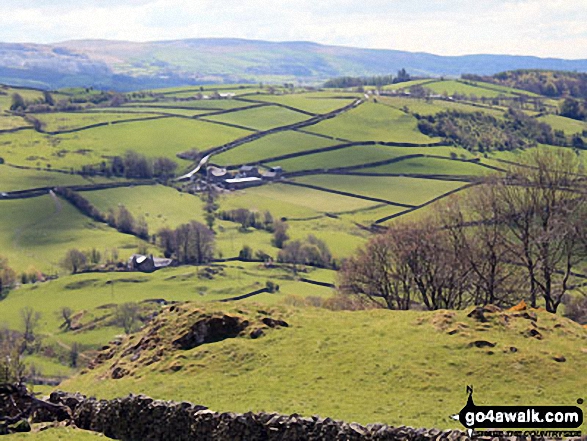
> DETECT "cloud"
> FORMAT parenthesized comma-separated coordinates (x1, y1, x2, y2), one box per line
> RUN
(0, 0, 585, 58)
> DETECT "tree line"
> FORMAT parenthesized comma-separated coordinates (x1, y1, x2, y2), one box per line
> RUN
(323, 69, 411, 89)
(463, 70, 587, 99)
(416, 108, 579, 152)
(340, 149, 587, 315)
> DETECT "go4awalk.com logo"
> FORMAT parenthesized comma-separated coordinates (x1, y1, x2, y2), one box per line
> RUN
(451, 386, 584, 438)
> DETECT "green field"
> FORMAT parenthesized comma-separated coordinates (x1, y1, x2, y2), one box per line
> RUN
(378, 96, 507, 117)
(538, 114, 587, 137)
(246, 94, 356, 114)
(203, 105, 310, 130)
(0, 195, 146, 274)
(267, 145, 472, 173)
(210, 130, 337, 166)
(0, 264, 335, 352)
(83, 185, 206, 232)
(59, 303, 587, 431)
(0, 115, 31, 130)
(293, 174, 465, 206)
(0, 165, 122, 191)
(423, 80, 516, 98)
(304, 102, 441, 144)
(0, 117, 250, 169)
(32, 112, 157, 132)
(124, 99, 257, 110)
(360, 156, 492, 176)
(220, 182, 378, 218)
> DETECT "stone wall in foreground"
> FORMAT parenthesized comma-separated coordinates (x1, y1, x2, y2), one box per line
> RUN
(46, 391, 475, 441)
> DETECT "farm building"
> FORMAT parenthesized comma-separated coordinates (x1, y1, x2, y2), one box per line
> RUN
(224, 176, 263, 190)
(207, 166, 228, 182)
(238, 165, 261, 178)
(128, 254, 173, 273)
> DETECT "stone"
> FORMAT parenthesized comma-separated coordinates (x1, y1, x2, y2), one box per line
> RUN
(250, 328, 265, 339)
(468, 340, 496, 348)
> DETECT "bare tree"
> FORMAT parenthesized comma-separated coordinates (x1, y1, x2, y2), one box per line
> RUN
(20, 307, 41, 353)
(59, 307, 74, 331)
(61, 249, 87, 274)
(494, 149, 587, 312)
(115, 303, 140, 335)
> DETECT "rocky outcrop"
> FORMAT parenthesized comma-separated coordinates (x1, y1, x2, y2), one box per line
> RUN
(172, 314, 249, 350)
(45, 392, 476, 441)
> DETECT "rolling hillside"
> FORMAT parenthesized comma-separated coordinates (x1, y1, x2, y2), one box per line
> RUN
(2, 38, 587, 90)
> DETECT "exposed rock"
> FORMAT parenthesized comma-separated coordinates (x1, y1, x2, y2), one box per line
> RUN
(524, 328, 543, 340)
(468, 340, 496, 348)
(467, 306, 488, 323)
(172, 314, 249, 350)
(553, 354, 566, 363)
(111, 366, 130, 379)
(261, 317, 289, 328)
(250, 328, 265, 339)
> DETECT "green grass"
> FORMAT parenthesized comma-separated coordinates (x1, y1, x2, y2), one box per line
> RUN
(0, 165, 123, 192)
(83, 185, 206, 232)
(203, 105, 310, 131)
(220, 183, 377, 218)
(293, 175, 465, 206)
(59, 303, 587, 431)
(0, 115, 31, 130)
(0, 264, 334, 351)
(33, 112, 156, 132)
(0, 118, 249, 169)
(304, 102, 440, 144)
(86, 106, 211, 117)
(424, 80, 516, 98)
(360, 156, 493, 176)
(124, 99, 256, 110)
(6, 427, 103, 439)
(246, 94, 356, 114)
(538, 114, 587, 136)
(379, 79, 440, 91)
(210, 130, 337, 166)
(267, 145, 472, 173)
(0, 195, 147, 274)
(378, 96, 507, 117)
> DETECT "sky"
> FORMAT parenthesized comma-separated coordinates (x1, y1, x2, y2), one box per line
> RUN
(0, 0, 585, 59)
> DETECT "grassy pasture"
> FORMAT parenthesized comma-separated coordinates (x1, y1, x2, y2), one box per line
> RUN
(379, 79, 440, 91)
(85, 106, 212, 117)
(0, 87, 45, 111)
(246, 94, 356, 114)
(0, 264, 334, 351)
(360, 156, 493, 176)
(60, 304, 587, 431)
(304, 102, 441, 144)
(270, 145, 474, 173)
(0, 164, 120, 192)
(0, 195, 147, 274)
(83, 185, 206, 232)
(32, 111, 157, 132)
(6, 427, 102, 439)
(538, 114, 587, 137)
(210, 130, 337, 166)
(203, 105, 310, 131)
(424, 80, 515, 98)
(0, 117, 249, 169)
(377, 96, 507, 117)
(0, 115, 31, 130)
(293, 174, 465, 206)
(124, 99, 256, 110)
(220, 183, 377, 218)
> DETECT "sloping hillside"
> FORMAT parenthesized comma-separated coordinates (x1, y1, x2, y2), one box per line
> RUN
(2, 38, 587, 90)
(60, 302, 587, 431)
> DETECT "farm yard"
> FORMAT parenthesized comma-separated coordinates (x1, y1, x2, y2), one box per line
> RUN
(1, 77, 587, 437)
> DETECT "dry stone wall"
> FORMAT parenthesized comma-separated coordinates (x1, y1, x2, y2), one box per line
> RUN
(43, 391, 494, 441)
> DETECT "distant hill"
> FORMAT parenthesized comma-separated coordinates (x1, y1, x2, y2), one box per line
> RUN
(1, 38, 587, 91)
